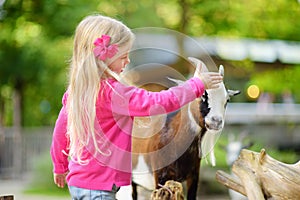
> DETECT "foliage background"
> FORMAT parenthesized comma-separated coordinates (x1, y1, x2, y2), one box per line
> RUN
(1, 0, 300, 127)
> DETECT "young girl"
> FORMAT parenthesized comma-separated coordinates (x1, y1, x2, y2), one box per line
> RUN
(50, 14, 223, 200)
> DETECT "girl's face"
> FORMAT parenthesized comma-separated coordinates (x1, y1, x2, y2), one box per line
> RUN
(107, 44, 131, 74)
(108, 51, 130, 74)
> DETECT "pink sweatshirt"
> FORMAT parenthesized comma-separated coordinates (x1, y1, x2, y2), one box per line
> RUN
(50, 77, 205, 190)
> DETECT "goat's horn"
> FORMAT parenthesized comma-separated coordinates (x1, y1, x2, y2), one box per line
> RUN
(188, 57, 208, 73)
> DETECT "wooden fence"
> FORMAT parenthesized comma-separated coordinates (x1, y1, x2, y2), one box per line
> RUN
(0, 127, 53, 179)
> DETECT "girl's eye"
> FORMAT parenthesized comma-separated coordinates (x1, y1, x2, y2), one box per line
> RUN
(123, 53, 129, 58)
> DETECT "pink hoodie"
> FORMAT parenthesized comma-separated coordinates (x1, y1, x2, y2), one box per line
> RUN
(50, 77, 205, 190)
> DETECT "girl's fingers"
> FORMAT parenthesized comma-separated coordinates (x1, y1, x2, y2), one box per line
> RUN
(213, 79, 222, 84)
(210, 84, 221, 89)
(199, 72, 223, 89)
(54, 173, 67, 188)
(57, 177, 65, 188)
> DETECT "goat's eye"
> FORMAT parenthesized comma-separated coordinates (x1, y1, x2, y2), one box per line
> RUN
(224, 99, 230, 108)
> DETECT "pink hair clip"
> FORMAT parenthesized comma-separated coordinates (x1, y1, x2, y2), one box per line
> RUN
(93, 35, 118, 61)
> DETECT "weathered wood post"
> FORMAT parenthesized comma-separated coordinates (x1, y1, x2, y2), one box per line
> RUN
(216, 149, 300, 200)
(0, 195, 14, 200)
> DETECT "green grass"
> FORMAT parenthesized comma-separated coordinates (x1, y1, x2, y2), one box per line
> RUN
(24, 153, 69, 196)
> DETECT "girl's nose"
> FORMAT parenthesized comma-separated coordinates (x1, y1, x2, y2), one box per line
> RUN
(126, 58, 130, 65)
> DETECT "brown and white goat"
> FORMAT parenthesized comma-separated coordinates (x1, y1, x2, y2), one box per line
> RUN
(130, 57, 240, 200)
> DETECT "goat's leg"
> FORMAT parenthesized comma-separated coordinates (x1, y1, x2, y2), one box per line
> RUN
(186, 159, 200, 200)
(153, 171, 161, 189)
(132, 181, 138, 200)
(186, 174, 199, 200)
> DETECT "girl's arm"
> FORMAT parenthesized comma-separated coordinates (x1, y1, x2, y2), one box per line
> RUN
(50, 94, 69, 186)
(110, 77, 205, 117)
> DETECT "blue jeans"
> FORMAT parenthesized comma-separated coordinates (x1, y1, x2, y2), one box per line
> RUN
(69, 185, 119, 200)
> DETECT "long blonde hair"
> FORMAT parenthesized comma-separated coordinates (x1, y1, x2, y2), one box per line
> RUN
(66, 14, 134, 163)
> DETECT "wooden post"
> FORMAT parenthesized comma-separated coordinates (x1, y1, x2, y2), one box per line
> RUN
(216, 149, 300, 200)
(0, 195, 14, 200)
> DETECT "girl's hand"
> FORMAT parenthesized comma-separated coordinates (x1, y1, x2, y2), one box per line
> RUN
(53, 172, 68, 188)
(199, 72, 223, 89)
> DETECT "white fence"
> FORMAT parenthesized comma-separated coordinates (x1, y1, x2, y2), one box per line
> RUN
(226, 103, 300, 124)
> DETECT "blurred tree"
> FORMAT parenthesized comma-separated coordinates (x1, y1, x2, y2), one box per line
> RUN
(0, 0, 87, 127)
(185, 0, 300, 41)
(182, 0, 300, 102)
(250, 67, 300, 102)
(0, 1, 44, 127)
(0, 0, 168, 127)
(1, 0, 300, 127)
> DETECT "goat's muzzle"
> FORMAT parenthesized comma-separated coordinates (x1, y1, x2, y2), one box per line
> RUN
(205, 115, 223, 131)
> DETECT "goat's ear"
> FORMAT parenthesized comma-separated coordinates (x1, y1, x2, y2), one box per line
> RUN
(219, 65, 224, 77)
(228, 89, 241, 97)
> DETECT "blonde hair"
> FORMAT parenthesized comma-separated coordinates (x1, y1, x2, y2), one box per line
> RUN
(66, 14, 134, 164)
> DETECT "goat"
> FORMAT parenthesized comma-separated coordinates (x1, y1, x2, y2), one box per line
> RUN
(130, 57, 240, 200)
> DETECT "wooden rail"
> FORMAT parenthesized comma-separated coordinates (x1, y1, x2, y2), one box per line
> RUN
(0, 195, 14, 200)
(226, 103, 300, 124)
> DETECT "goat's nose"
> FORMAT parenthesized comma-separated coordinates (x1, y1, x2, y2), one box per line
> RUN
(212, 116, 222, 125)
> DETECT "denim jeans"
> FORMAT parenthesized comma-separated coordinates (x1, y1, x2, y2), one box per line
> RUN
(69, 185, 119, 200)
